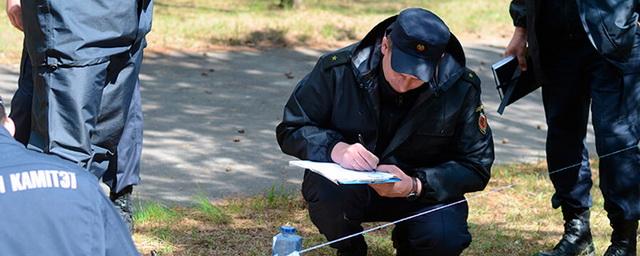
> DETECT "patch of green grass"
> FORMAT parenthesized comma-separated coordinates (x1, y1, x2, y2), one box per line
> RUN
(152, 226, 177, 242)
(134, 201, 181, 224)
(193, 195, 231, 224)
(249, 184, 298, 211)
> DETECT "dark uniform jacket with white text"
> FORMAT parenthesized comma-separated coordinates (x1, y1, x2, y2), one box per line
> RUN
(0, 128, 139, 256)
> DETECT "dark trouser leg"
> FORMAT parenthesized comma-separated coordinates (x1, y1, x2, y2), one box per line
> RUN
(590, 43, 640, 256)
(301, 171, 369, 256)
(536, 40, 596, 256)
(19, 0, 146, 185)
(101, 45, 145, 194)
(541, 45, 593, 213)
(9, 48, 34, 145)
(391, 202, 471, 256)
(27, 54, 138, 181)
(589, 52, 640, 223)
(28, 61, 112, 171)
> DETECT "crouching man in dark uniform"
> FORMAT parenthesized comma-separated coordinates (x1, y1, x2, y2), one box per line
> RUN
(276, 8, 495, 256)
(0, 96, 139, 255)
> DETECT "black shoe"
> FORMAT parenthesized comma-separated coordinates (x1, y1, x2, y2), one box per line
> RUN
(537, 210, 595, 256)
(110, 185, 134, 233)
(604, 220, 637, 256)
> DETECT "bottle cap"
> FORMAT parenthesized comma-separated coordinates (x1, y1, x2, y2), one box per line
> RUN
(280, 225, 296, 234)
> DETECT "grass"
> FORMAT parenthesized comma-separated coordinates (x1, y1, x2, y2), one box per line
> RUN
(132, 161, 622, 256)
(149, 0, 513, 50)
(0, 0, 513, 63)
(134, 201, 181, 224)
(193, 195, 231, 224)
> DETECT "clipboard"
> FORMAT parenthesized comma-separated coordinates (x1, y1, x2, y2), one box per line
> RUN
(289, 160, 400, 185)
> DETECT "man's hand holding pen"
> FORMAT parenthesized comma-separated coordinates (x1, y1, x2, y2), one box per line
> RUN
(330, 139, 421, 199)
(330, 141, 379, 171)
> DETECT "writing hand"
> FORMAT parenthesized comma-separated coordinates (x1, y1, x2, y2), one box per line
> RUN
(330, 142, 379, 171)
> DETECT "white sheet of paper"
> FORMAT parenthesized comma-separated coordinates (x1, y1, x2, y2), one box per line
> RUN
(289, 160, 400, 184)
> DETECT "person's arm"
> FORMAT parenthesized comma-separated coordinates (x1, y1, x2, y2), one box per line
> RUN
(101, 195, 140, 256)
(506, 0, 528, 71)
(509, 0, 527, 29)
(276, 56, 378, 170)
(413, 82, 494, 203)
(5, 0, 22, 31)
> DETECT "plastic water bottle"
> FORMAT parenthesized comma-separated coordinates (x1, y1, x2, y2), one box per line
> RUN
(272, 225, 303, 256)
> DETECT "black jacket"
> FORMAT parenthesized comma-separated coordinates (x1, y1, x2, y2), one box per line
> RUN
(510, 0, 640, 80)
(276, 16, 495, 203)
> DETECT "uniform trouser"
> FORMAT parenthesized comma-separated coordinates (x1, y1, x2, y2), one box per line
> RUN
(9, 46, 144, 194)
(541, 37, 640, 221)
(302, 171, 472, 256)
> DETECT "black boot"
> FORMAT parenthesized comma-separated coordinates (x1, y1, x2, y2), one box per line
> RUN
(537, 209, 595, 256)
(604, 219, 638, 256)
(110, 185, 134, 233)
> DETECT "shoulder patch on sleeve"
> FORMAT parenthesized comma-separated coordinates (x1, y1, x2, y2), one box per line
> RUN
(478, 110, 488, 135)
(322, 51, 351, 70)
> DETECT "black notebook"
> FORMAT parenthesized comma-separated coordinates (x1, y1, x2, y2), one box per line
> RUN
(491, 55, 540, 114)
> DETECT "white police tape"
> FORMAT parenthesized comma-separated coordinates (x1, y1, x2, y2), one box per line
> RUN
(297, 184, 515, 254)
(295, 140, 640, 254)
(548, 141, 640, 176)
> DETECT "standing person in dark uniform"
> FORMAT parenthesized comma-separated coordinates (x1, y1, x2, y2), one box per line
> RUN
(5, 0, 153, 230)
(506, 1, 640, 255)
(0, 96, 139, 256)
(277, 8, 494, 256)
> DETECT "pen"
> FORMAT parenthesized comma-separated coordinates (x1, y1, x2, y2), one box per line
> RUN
(357, 133, 375, 172)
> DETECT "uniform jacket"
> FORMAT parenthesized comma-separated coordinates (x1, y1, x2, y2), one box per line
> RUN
(510, 0, 640, 79)
(276, 16, 495, 203)
(0, 128, 139, 256)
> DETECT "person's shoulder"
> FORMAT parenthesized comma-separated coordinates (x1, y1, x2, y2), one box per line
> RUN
(459, 68, 481, 91)
(317, 44, 357, 71)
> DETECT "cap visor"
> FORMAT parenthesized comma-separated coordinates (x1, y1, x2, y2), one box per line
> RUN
(390, 46, 436, 83)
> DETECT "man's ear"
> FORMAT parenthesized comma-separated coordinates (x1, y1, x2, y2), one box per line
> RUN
(3, 117, 15, 137)
(381, 36, 389, 55)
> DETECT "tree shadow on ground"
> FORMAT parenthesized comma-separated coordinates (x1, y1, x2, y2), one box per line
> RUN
(135, 47, 323, 204)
